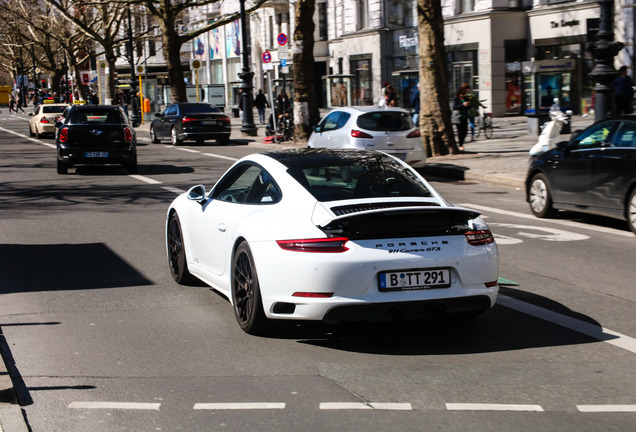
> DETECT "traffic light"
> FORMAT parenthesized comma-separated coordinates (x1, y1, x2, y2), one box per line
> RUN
(41, 79, 46, 87)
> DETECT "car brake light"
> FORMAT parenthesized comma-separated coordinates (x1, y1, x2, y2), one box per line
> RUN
(292, 292, 334, 298)
(484, 281, 498, 288)
(351, 129, 373, 139)
(220, 116, 231, 124)
(59, 127, 69, 143)
(277, 237, 349, 253)
(406, 129, 421, 138)
(182, 117, 197, 124)
(465, 230, 495, 245)
(40, 116, 50, 124)
(123, 127, 133, 143)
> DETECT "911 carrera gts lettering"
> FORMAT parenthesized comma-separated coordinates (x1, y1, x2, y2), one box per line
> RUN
(388, 247, 441, 253)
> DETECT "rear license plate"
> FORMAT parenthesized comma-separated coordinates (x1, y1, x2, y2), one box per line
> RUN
(85, 152, 109, 158)
(202, 120, 217, 125)
(379, 268, 451, 291)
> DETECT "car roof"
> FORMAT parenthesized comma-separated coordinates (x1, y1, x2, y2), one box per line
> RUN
(327, 106, 409, 115)
(261, 148, 400, 167)
(68, 104, 120, 110)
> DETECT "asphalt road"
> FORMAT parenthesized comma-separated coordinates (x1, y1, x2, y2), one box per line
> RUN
(1, 111, 635, 431)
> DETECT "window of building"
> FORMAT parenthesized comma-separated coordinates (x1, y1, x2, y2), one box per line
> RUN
(149, 40, 156, 57)
(318, 2, 328, 41)
(387, 0, 413, 28)
(357, 0, 369, 30)
(269, 16, 274, 48)
(460, 0, 475, 13)
(136, 40, 143, 57)
(351, 58, 373, 105)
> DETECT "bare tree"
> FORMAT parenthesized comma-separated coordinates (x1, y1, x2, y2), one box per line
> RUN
(139, 0, 268, 103)
(417, 0, 460, 156)
(291, 0, 320, 140)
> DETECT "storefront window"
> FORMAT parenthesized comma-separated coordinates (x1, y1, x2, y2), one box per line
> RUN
(387, 0, 413, 28)
(351, 59, 373, 105)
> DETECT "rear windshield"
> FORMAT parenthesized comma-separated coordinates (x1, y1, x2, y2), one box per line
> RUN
(69, 109, 122, 124)
(181, 104, 221, 114)
(287, 155, 433, 201)
(356, 111, 413, 132)
(43, 106, 66, 114)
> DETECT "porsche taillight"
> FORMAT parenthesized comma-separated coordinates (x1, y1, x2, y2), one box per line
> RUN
(277, 237, 349, 253)
(465, 230, 495, 246)
(59, 127, 69, 143)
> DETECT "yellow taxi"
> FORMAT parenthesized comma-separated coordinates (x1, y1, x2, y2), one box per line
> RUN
(28, 99, 70, 138)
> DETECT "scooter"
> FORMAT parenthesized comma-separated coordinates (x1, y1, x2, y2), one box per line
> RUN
(529, 99, 573, 156)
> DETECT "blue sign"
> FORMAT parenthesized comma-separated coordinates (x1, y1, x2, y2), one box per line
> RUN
(280, 59, 287, 68)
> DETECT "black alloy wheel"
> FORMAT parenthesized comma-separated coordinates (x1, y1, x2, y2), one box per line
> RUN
(167, 212, 195, 284)
(232, 241, 268, 334)
(171, 127, 182, 146)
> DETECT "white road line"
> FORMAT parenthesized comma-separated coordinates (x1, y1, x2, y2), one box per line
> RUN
(498, 294, 636, 355)
(68, 401, 161, 410)
(202, 152, 239, 162)
(461, 203, 633, 237)
(319, 402, 412, 410)
(194, 402, 286, 410)
(446, 403, 544, 412)
(162, 186, 186, 195)
(129, 174, 162, 184)
(577, 405, 636, 413)
(177, 148, 201, 153)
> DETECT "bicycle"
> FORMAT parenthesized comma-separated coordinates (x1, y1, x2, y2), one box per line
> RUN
(474, 102, 494, 139)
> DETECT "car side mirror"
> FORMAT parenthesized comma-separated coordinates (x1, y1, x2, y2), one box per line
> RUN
(556, 140, 569, 151)
(28, 113, 34, 117)
(155, 113, 162, 118)
(313, 125, 322, 133)
(187, 184, 207, 204)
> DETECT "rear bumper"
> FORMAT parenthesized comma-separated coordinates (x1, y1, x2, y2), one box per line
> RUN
(179, 129, 231, 141)
(57, 144, 136, 166)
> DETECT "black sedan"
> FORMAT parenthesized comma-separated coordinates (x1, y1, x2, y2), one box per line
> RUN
(526, 115, 636, 234)
(56, 105, 138, 175)
(150, 102, 231, 146)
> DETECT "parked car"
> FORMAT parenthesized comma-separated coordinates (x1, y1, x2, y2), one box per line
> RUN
(307, 107, 426, 167)
(28, 102, 69, 138)
(526, 115, 636, 234)
(55, 105, 137, 174)
(166, 148, 498, 334)
(150, 102, 231, 146)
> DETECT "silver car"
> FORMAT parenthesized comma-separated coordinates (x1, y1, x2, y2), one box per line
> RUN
(307, 107, 426, 167)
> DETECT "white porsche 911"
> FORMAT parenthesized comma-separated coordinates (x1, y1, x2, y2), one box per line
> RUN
(166, 149, 499, 334)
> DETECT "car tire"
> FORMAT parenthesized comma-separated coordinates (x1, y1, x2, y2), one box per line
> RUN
(232, 241, 269, 335)
(167, 212, 196, 285)
(126, 151, 138, 174)
(627, 188, 636, 234)
(150, 126, 160, 144)
(528, 173, 556, 218)
(171, 127, 182, 146)
(29, 125, 35, 137)
(56, 159, 68, 175)
(217, 137, 230, 146)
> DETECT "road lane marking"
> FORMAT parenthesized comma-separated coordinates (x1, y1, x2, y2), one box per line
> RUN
(129, 174, 162, 184)
(319, 402, 412, 410)
(202, 152, 239, 162)
(194, 402, 286, 410)
(446, 403, 544, 412)
(68, 401, 161, 410)
(177, 148, 201, 153)
(498, 294, 636, 355)
(461, 203, 633, 237)
(162, 186, 186, 195)
(489, 223, 590, 242)
(577, 405, 636, 412)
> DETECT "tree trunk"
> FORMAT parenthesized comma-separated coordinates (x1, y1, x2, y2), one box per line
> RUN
(417, 0, 460, 156)
(292, 0, 320, 140)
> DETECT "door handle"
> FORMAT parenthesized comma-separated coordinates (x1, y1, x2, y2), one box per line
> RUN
(217, 223, 227, 232)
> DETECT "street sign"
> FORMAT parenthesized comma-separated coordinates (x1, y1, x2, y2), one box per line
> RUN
(278, 45, 289, 59)
(136, 65, 145, 74)
(190, 59, 202, 70)
(280, 59, 287, 68)
(262, 51, 272, 63)
(277, 33, 287, 46)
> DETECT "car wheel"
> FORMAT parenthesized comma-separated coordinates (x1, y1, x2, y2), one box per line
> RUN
(627, 188, 636, 234)
(150, 126, 160, 144)
(167, 212, 196, 284)
(126, 150, 138, 174)
(35, 127, 41, 139)
(528, 173, 556, 218)
(171, 127, 182, 146)
(29, 125, 35, 137)
(217, 137, 229, 146)
(56, 159, 68, 175)
(232, 241, 269, 335)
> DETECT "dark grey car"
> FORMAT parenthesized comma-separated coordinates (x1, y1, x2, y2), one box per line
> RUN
(150, 103, 231, 145)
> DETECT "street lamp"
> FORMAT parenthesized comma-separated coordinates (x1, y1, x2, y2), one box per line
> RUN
(238, 0, 257, 136)
(589, 0, 624, 121)
(127, 6, 141, 126)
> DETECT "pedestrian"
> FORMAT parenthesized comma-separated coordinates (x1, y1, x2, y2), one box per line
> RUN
(9, 97, 16, 113)
(410, 83, 420, 125)
(385, 84, 397, 107)
(614, 65, 634, 115)
(452, 86, 470, 152)
(276, 89, 290, 113)
(16, 96, 25, 113)
(464, 85, 485, 141)
(253, 89, 269, 124)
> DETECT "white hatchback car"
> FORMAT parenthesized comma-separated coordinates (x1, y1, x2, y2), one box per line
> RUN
(307, 106, 426, 167)
(28, 102, 70, 138)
